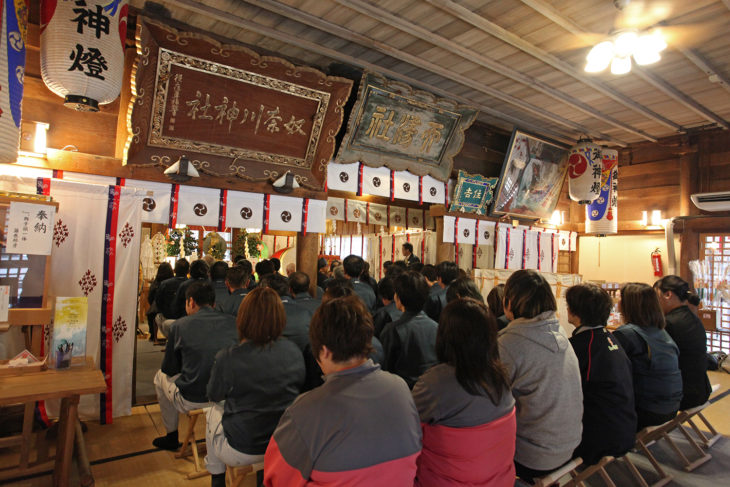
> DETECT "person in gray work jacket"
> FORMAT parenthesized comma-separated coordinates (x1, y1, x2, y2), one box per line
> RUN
(264, 295, 421, 486)
(381, 271, 438, 389)
(205, 287, 304, 487)
(343, 255, 376, 313)
(152, 281, 238, 452)
(215, 266, 250, 317)
(372, 276, 403, 339)
(289, 271, 321, 316)
(423, 261, 459, 322)
(260, 273, 312, 352)
(498, 270, 583, 484)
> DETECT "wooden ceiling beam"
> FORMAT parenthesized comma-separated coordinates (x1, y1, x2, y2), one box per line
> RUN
(332, 0, 636, 144)
(243, 0, 620, 144)
(678, 48, 730, 96)
(160, 0, 577, 145)
(427, 0, 682, 133)
(518, 0, 729, 130)
(632, 68, 729, 130)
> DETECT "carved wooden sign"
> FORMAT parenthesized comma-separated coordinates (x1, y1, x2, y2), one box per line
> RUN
(336, 72, 477, 182)
(124, 19, 353, 190)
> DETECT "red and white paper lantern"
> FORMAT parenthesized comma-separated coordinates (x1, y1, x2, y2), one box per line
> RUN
(568, 137, 602, 204)
(40, 0, 128, 111)
(585, 149, 619, 235)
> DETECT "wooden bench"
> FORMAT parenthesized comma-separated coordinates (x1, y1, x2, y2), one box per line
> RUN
(226, 461, 264, 487)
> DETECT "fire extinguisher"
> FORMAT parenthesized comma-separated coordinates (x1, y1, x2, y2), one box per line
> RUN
(651, 248, 663, 277)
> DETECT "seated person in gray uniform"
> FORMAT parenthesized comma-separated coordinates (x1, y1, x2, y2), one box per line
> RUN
(372, 276, 402, 339)
(152, 281, 238, 451)
(381, 271, 438, 389)
(260, 273, 312, 352)
(342, 255, 376, 313)
(423, 261, 459, 322)
(210, 261, 231, 309)
(289, 271, 321, 315)
(215, 266, 250, 316)
(206, 287, 305, 487)
(264, 295, 422, 485)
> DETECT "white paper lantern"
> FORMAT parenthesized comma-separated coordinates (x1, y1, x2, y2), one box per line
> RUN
(40, 0, 128, 111)
(568, 137, 602, 204)
(0, 1, 28, 163)
(585, 149, 619, 235)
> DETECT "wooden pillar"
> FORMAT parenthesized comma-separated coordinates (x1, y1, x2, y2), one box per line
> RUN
(297, 232, 320, 296)
(435, 217, 452, 264)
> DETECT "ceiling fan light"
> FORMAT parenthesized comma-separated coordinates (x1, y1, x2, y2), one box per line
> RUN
(610, 56, 632, 75)
(648, 29, 667, 52)
(633, 48, 661, 66)
(614, 31, 638, 57)
(585, 41, 613, 72)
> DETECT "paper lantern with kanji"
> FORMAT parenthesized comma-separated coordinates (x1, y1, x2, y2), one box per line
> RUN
(585, 149, 619, 235)
(40, 0, 127, 111)
(0, 0, 28, 163)
(568, 137, 602, 204)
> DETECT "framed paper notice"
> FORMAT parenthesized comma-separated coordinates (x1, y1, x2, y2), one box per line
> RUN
(5, 202, 55, 255)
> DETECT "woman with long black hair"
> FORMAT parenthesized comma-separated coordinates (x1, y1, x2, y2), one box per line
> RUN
(146, 262, 173, 343)
(412, 298, 515, 487)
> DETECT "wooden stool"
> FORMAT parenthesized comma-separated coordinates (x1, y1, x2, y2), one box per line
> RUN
(563, 456, 616, 487)
(681, 400, 723, 449)
(532, 457, 583, 487)
(633, 423, 674, 487)
(175, 409, 209, 480)
(226, 461, 264, 487)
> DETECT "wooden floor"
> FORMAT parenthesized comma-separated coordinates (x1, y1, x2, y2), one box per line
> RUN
(2, 371, 730, 486)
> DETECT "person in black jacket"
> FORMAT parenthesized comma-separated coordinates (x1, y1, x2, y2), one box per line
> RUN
(343, 255, 376, 312)
(289, 271, 321, 315)
(654, 275, 712, 410)
(147, 262, 173, 342)
(381, 271, 438, 388)
(154, 259, 190, 338)
(372, 276, 402, 339)
(423, 261, 459, 322)
(566, 284, 637, 465)
(205, 287, 305, 487)
(260, 273, 312, 352)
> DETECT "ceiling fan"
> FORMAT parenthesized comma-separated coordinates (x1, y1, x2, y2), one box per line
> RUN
(581, 0, 722, 74)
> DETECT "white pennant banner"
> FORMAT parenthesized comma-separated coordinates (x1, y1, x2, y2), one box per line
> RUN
(176, 185, 220, 227)
(327, 161, 359, 193)
(477, 220, 496, 246)
(125, 179, 172, 224)
(346, 199, 367, 223)
(393, 170, 420, 201)
(421, 174, 446, 204)
(457, 217, 477, 245)
(361, 166, 391, 198)
(268, 195, 303, 232)
(326, 197, 345, 221)
(225, 191, 264, 230)
(305, 199, 327, 234)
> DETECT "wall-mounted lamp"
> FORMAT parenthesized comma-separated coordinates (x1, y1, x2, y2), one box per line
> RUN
(549, 210, 565, 226)
(19, 121, 50, 157)
(641, 210, 664, 228)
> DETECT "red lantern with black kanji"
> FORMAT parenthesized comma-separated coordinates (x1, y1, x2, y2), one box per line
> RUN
(568, 137, 602, 204)
(40, 0, 128, 111)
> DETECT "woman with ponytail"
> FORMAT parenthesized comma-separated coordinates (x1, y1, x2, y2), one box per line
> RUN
(654, 275, 712, 410)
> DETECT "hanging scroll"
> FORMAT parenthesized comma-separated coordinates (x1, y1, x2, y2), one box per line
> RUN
(124, 19, 353, 190)
(335, 72, 477, 182)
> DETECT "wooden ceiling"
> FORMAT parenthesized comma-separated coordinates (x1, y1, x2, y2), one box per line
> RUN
(128, 0, 730, 147)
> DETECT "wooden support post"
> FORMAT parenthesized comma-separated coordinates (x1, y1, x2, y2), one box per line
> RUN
(297, 232, 320, 296)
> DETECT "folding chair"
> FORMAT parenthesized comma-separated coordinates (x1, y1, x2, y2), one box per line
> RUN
(226, 461, 265, 487)
(532, 457, 583, 487)
(563, 456, 616, 487)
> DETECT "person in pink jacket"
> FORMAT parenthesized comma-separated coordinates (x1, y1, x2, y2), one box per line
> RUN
(412, 298, 516, 486)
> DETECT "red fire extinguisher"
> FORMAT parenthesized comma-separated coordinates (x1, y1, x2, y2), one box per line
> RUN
(651, 248, 663, 277)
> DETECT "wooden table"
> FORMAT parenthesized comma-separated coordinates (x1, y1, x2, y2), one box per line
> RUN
(0, 359, 106, 486)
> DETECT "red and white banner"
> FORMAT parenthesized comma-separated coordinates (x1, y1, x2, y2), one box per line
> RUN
(523, 230, 539, 270)
(346, 199, 367, 223)
(393, 170, 420, 201)
(175, 185, 220, 227)
(457, 217, 477, 245)
(268, 195, 303, 232)
(538, 231, 554, 272)
(368, 203, 388, 226)
(361, 165, 391, 198)
(305, 199, 327, 234)
(326, 161, 359, 193)
(477, 220, 496, 246)
(421, 174, 446, 204)
(326, 197, 345, 221)
(225, 190, 264, 229)
(389, 206, 406, 227)
(443, 215, 455, 243)
(125, 179, 172, 224)
(406, 208, 424, 229)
